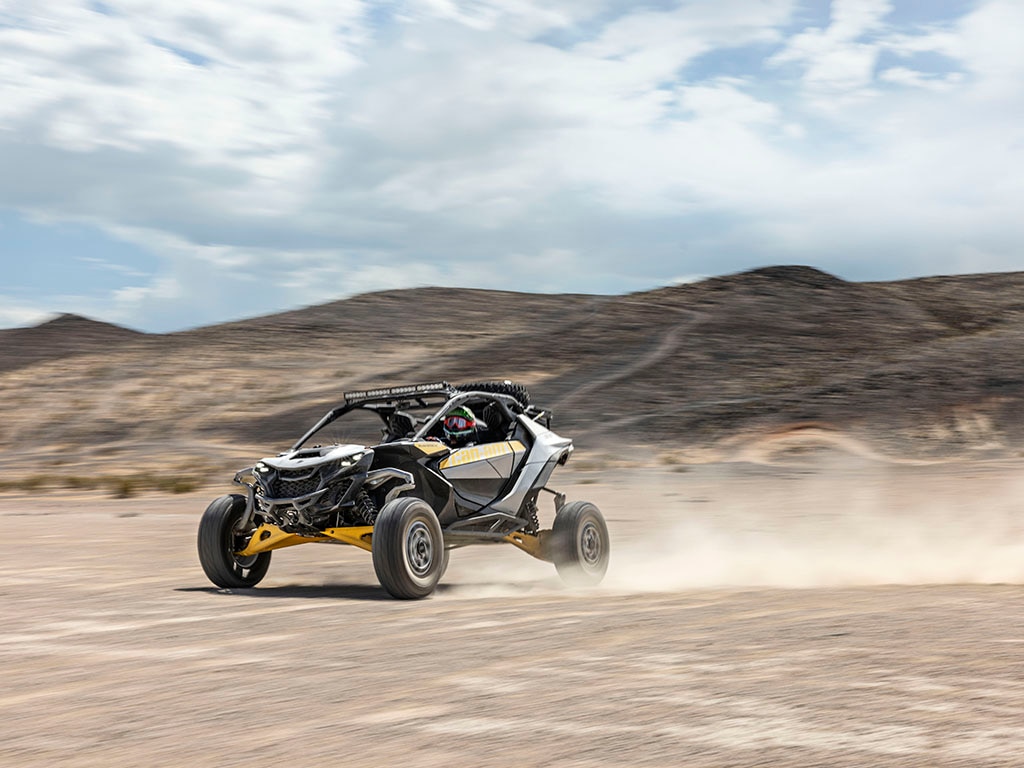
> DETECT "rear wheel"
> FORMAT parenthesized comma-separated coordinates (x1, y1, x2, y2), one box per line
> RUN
(551, 501, 609, 586)
(372, 497, 444, 599)
(197, 494, 271, 588)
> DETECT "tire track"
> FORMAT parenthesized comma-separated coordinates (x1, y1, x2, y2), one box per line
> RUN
(553, 309, 706, 412)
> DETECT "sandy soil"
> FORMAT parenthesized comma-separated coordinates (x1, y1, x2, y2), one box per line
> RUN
(3, 459, 1024, 767)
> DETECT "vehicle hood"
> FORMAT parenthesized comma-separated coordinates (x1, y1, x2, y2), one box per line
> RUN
(262, 443, 368, 471)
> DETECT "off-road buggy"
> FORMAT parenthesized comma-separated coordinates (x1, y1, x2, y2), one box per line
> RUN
(196, 381, 609, 599)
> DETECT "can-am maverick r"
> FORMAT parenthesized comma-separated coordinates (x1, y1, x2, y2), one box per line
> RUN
(196, 381, 609, 599)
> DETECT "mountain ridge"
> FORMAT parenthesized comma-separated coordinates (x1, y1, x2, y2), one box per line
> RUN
(3, 265, 1024, 466)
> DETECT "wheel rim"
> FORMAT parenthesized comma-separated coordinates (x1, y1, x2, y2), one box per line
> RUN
(406, 520, 434, 577)
(580, 521, 602, 567)
(233, 552, 258, 569)
(228, 526, 258, 571)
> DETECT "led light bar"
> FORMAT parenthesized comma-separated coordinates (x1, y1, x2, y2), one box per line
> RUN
(343, 382, 451, 403)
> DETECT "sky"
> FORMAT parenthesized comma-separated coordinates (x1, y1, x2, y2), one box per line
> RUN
(1, 0, 1022, 332)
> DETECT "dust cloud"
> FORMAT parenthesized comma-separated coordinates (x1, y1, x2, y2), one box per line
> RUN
(605, 463, 1024, 590)
(443, 461, 1024, 596)
(605, 516, 1024, 591)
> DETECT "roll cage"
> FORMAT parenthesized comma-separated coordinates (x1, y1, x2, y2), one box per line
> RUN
(291, 381, 550, 452)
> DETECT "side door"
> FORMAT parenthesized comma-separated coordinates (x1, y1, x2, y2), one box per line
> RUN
(438, 441, 528, 514)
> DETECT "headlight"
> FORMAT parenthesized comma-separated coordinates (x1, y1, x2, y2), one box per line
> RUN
(340, 452, 364, 467)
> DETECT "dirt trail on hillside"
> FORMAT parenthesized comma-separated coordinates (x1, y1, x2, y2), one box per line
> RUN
(3, 461, 1024, 767)
(553, 308, 705, 412)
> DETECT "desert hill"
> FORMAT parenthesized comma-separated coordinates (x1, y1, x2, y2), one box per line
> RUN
(2, 265, 1024, 486)
(0, 313, 144, 374)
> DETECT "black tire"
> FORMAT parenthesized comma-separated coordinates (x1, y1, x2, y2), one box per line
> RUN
(197, 494, 271, 588)
(372, 497, 444, 599)
(439, 548, 451, 581)
(454, 380, 531, 408)
(551, 501, 610, 587)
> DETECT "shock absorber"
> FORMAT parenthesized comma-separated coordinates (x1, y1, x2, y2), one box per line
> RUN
(356, 488, 379, 525)
(523, 497, 540, 535)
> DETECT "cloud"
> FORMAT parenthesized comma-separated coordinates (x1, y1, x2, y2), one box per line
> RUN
(0, 0, 366, 165)
(829, 0, 893, 40)
(769, 0, 894, 95)
(878, 66, 964, 91)
(76, 255, 150, 278)
(0, 299, 54, 328)
(0, 1, 1022, 331)
(403, 0, 581, 35)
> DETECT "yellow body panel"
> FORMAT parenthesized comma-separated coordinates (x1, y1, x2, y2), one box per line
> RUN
(321, 526, 374, 552)
(235, 525, 322, 555)
(236, 518, 544, 560)
(413, 441, 449, 455)
(503, 530, 552, 562)
(236, 524, 374, 556)
(439, 440, 526, 470)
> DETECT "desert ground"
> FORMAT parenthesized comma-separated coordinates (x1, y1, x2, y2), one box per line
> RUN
(5, 268, 1024, 765)
(4, 455, 1024, 767)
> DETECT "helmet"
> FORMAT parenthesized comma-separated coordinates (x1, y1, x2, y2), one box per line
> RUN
(443, 406, 477, 446)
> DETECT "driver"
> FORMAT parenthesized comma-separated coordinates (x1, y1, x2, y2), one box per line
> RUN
(441, 406, 479, 448)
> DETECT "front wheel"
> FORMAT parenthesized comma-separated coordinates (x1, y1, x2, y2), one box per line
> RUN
(551, 501, 610, 587)
(372, 497, 444, 599)
(197, 494, 271, 588)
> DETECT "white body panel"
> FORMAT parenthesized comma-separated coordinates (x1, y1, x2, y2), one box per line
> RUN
(263, 444, 365, 471)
